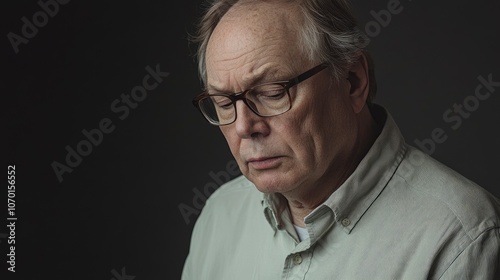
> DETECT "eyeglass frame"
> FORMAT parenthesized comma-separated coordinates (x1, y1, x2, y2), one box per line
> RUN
(192, 63, 329, 126)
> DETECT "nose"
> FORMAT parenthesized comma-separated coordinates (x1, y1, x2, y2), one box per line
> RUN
(233, 100, 270, 139)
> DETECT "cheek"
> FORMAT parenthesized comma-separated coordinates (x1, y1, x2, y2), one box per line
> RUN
(289, 87, 352, 159)
(272, 110, 322, 167)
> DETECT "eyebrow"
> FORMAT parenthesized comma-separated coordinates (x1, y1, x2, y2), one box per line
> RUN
(206, 66, 291, 93)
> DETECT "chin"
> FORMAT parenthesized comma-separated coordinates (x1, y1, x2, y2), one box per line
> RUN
(253, 183, 279, 194)
(248, 173, 296, 194)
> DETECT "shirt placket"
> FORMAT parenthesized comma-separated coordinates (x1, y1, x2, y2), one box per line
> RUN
(281, 249, 312, 280)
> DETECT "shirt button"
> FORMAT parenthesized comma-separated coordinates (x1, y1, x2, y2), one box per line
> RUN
(341, 218, 351, 227)
(292, 253, 303, 265)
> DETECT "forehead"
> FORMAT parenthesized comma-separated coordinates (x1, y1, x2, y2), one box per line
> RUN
(205, 1, 307, 89)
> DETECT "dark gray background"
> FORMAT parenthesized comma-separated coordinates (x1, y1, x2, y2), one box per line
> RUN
(3, 0, 499, 279)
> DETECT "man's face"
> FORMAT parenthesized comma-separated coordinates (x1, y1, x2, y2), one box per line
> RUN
(205, 2, 360, 197)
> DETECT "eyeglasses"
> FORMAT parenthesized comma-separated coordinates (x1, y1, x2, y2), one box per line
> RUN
(192, 63, 328, 126)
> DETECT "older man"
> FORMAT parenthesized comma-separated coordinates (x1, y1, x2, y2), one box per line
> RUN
(182, 0, 500, 279)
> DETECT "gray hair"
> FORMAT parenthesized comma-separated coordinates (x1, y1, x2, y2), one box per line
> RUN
(191, 0, 377, 103)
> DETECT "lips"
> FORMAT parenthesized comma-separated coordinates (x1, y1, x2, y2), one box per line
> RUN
(247, 156, 283, 170)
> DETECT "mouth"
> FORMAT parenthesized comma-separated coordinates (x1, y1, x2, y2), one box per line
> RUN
(247, 156, 283, 170)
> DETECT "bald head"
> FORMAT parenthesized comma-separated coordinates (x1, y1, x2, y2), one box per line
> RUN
(205, 1, 313, 92)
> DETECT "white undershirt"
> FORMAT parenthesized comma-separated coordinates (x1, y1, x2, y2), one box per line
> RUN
(293, 224, 310, 241)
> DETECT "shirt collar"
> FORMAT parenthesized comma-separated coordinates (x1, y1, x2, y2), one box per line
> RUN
(263, 105, 407, 235)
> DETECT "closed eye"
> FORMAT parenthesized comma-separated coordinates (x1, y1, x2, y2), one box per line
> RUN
(212, 96, 233, 109)
(255, 88, 287, 100)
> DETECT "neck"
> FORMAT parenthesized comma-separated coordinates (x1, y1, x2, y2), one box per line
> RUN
(286, 107, 380, 227)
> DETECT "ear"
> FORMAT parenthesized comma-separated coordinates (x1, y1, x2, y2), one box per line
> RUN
(346, 52, 370, 114)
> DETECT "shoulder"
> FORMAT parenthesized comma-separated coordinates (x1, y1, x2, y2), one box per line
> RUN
(183, 176, 263, 279)
(197, 175, 263, 223)
(395, 144, 500, 239)
(206, 175, 260, 206)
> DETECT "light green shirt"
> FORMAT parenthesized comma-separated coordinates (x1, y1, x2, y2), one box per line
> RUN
(182, 106, 500, 280)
